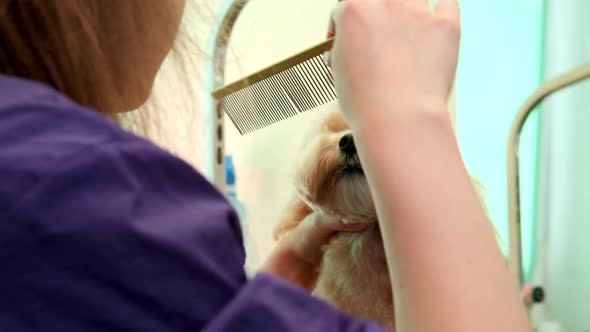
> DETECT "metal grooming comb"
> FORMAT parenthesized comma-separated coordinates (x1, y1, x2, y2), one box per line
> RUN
(211, 38, 336, 135)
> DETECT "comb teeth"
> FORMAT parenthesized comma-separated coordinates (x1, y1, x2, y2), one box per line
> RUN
(220, 55, 337, 135)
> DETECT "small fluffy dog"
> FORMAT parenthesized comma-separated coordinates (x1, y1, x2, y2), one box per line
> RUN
(274, 106, 485, 330)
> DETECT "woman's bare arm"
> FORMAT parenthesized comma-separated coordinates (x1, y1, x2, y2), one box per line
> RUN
(355, 109, 530, 332)
(328, 0, 531, 331)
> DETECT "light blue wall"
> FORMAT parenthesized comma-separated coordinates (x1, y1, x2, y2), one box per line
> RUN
(537, 1, 590, 329)
(455, 1, 546, 279)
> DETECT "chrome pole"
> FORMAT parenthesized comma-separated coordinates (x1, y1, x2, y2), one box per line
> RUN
(203, 0, 250, 190)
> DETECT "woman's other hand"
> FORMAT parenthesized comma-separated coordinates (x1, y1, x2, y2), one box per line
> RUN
(261, 212, 369, 291)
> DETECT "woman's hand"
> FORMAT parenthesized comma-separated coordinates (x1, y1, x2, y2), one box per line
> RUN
(326, 0, 460, 129)
(261, 212, 368, 291)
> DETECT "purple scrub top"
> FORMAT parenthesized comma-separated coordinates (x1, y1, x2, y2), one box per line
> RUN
(0, 74, 388, 332)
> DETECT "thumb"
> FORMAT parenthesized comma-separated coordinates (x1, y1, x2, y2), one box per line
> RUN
(313, 212, 371, 235)
(324, 0, 346, 66)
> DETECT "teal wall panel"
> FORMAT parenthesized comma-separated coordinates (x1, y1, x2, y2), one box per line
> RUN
(456, 0, 546, 280)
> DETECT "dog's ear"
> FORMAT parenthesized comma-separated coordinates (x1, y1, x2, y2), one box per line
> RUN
(273, 196, 313, 241)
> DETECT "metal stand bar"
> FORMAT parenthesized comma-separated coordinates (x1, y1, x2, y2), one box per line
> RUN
(507, 62, 590, 285)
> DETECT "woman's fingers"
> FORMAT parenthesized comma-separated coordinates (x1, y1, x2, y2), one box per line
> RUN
(302, 212, 369, 252)
(326, 14, 335, 38)
(436, 0, 460, 22)
(324, 1, 346, 66)
(262, 210, 371, 291)
(281, 212, 368, 269)
(313, 212, 371, 233)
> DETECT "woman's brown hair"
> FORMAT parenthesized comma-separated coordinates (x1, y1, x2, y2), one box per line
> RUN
(1, 1, 117, 112)
(0, 0, 204, 165)
(0, 1, 195, 113)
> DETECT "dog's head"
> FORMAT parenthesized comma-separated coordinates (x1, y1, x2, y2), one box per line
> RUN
(294, 108, 376, 222)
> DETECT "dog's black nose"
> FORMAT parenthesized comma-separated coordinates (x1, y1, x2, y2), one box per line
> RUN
(339, 133, 356, 156)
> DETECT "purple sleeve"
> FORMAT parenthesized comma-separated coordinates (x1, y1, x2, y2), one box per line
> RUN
(0, 96, 388, 332)
(204, 273, 387, 332)
(0, 120, 247, 331)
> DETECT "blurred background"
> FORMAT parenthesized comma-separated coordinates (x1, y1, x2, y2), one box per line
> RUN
(204, 0, 540, 283)
(152, 0, 590, 331)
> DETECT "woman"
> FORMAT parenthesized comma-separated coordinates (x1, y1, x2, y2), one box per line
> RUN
(0, 0, 530, 331)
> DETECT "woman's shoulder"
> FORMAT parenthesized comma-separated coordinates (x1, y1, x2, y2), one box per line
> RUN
(0, 74, 139, 157)
(0, 73, 244, 256)
(0, 75, 249, 330)
(0, 74, 206, 196)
